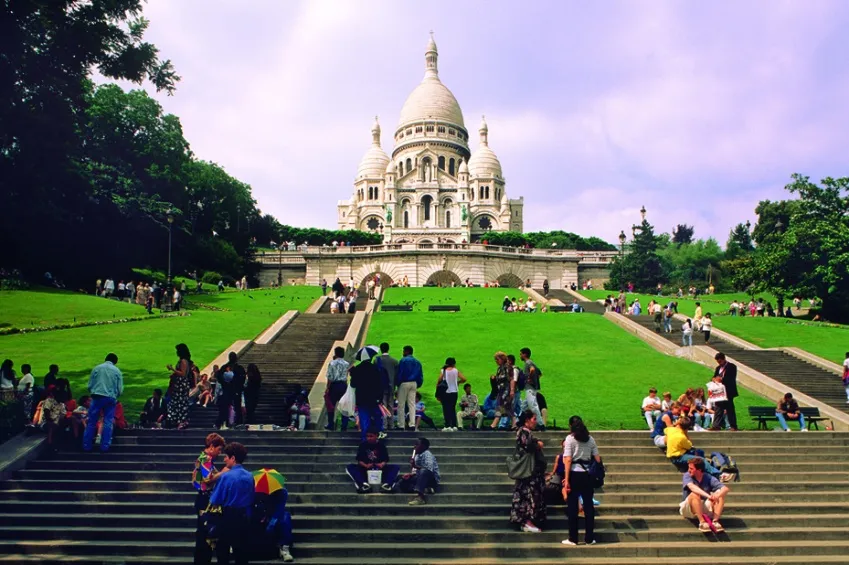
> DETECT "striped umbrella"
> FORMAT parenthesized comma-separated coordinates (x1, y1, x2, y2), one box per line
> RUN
(252, 468, 286, 495)
(354, 345, 381, 362)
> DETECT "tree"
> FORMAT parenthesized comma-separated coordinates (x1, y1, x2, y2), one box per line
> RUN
(658, 238, 725, 289)
(749, 175, 849, 321)
(607, 219, 665, 291)
(672, 224, 695, 246)
(725, 222, 755, 260)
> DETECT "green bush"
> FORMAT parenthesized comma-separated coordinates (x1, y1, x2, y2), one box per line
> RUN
(201, 271, 223, 285)
(0, 400, 27, 444)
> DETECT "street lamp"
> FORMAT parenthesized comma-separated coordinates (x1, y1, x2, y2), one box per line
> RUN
(640, 205, 647, 221)
(618, 230, 626, 291)
(166, 209, 175, 285)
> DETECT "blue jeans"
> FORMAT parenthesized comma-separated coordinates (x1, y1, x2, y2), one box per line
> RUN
(358, 406, 382, 442)
(83, 395, 116, 452)
(776, 411, 806, 431)
(663, 318, 672, 333)
(415, 468, 439, 494)
(682, 333, 692, 347)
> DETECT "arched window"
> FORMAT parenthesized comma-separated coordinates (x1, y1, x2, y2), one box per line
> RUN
(438, 156, 445, 170)
(495, 187, 500, 201)
(471, 187, 475, 200)
(422, 195, 433, 221)
(446, 210, 451, 228)
(398, 161, 404, 176)
(403, 210, 409, 228)
(406, 158, 412, 173)
(449, 158, 455, 176)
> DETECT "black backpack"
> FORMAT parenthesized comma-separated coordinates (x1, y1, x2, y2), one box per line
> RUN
(579, 458, 606, 489)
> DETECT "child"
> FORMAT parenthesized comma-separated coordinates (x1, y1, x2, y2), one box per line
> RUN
(641, 388, 662, 430)
(192, 433, 226, 565)
(41, 386, 67, 452)
(208, 442, 254, 565)
(692, 388, 713, 429)
(702, 313, 713, 344)
(681, 319, 693, 347)
(415, 393, 437, 430)
(289, 390, 311, 431)
(661, 391, 673, 412)
(70, 395, 91, 442)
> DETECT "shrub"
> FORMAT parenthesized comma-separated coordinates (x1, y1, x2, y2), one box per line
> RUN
(201, 271, 223, 285)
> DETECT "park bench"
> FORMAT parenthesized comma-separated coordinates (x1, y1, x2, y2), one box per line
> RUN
(749, 406, 830, 430)
(381, 304, 412, 312)
(428, 305, 460, 312)
(551, 305, 582, 312)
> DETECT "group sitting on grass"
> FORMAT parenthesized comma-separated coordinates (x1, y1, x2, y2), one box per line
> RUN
(501, 295, 538, 313)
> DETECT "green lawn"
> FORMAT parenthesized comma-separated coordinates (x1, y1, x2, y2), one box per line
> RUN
(578, 290, 775, 318)
(0, 287, 147, 330)
(0, 287, 321, 417)
(366, 311, 769, 430)
(381, 287, 529, 313)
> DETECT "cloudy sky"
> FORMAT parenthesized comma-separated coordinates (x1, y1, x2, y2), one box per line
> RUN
(124, 0, 849, 244)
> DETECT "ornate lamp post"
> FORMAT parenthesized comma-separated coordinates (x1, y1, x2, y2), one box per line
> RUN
(618, 230, 626, 288)
(166, 209, 175, 286)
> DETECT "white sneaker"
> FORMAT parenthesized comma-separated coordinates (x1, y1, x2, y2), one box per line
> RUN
(785, 428, 792, 432)
(521, 522, 541, 533)
(442, 427, 450, 432)
(561, 539, 577, 546)
(450, 427, 458, 432)
(280, 546, 294, 562)
(801, 428, 809, 432)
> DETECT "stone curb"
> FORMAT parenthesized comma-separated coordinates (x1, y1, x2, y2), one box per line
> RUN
(254, 310, 299, 345)
(781, 347, 842, 375)
(199, 340, 252, 377)
(603, 312, 678, 355)
(0, 432, 47, 483)
(305, 295, 329, 314)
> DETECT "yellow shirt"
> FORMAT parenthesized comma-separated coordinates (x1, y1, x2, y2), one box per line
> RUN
(664, 426, 693, 458)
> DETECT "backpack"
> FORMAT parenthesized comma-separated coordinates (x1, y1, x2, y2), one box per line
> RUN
(578, 458, 606, 489)
(710, 451, 740, 482)
(516, 369, 526, 392)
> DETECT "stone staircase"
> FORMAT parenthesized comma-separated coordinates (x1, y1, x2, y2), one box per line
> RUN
(541, 289, 606, 314)
(1, 430, 848, 563)
(630, 316, 848, 415)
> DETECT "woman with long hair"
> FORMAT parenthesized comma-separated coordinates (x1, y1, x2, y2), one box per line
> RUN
(244, 363, 262, 424)
(489, 352, 512, 430)
(166, 343, 193, 430)
(561, 417, 602, 546)
(509, 409, 547, 532)
(0, 359, 17, 402)
(437, 357, 466, 431)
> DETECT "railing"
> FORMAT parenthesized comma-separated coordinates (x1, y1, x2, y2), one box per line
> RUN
(255, 244, 618, 264)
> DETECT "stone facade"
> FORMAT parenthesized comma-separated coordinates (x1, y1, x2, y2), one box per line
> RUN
(338, 34, 522, 243)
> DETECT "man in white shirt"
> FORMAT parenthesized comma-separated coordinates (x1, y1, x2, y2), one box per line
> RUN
(707, 374, 729, 430)
(641, 387, 663, 430)
(104, 278, 115, 297)
(367, 278, 376, 299)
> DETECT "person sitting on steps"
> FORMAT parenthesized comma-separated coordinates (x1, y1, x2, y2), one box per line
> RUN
(650, 401, 681, 448)
(680, 457, 730, 533)
(415, 393, 437, 431)
(345, 428, 400, 494)
(641, 387, 663, 430)
(405, 437, 441, 505)
(457, 383, 484, 430)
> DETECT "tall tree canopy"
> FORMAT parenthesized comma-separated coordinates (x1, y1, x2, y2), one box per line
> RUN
(607, 219, 665, 291)
(480, 231, 615, 251)
(725, 222, 755, 260)
(672, 224, 695, 245)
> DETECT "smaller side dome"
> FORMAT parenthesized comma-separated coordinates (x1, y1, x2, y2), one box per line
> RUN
(385, 160, 396, 174)
(468, 115, 502, 178)
(458, 159, 468, 174)
(357, 117, 390, 179)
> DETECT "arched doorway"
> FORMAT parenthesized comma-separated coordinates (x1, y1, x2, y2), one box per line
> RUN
(425, 270, 462, 287)
(496, 273, 524, 288)
(359, 271, 394, 290)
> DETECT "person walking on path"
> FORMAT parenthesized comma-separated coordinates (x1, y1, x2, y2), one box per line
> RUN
(375, 343, 399, 430)
(166, 344, 194, 430)
(509, 410, 546, 532)
(396, 346, 423, 431)
(350, 353, 385, 441)
(561, 418, 601, 546)
(437, 357, 466, 431)
(713, 352, 738, 431)
(83, 353, 123, 453)
(489, 352, 513, 430)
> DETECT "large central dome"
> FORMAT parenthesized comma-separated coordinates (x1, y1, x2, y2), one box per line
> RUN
(397, 35, 465, 129)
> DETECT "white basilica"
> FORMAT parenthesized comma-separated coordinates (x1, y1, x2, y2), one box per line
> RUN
(337, 34, 524, 243)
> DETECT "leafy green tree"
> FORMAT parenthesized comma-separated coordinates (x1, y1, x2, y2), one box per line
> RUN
(658, 238, 725, 289)
(672, 224, 695, 245)
(725, 222, 755, 260)
(480, 231, 615, 251)
(607, 219, 665, 291)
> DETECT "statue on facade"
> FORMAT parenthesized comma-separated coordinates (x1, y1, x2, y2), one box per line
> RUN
(461, 204, 468, 221)
(386, 206, 392, 222)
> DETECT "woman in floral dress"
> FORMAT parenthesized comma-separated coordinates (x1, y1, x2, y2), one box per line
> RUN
(489, 352, 513, 430)
(166, 343, 194, 429)
(509, 410, 547, 532)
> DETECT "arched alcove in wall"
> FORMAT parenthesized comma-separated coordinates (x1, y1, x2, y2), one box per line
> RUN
(425, 270, 462, 287)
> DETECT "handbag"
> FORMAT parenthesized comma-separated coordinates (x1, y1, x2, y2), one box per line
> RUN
(436, 375, 448, 402)
(506, 449, 535, 480)
(336, 386, 356, 417)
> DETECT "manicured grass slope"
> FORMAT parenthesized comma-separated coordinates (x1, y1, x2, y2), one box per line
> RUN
(381, 287, 528, 313)
(0, 288, 145, 329)
(366, 311, 769, 430)
(578, 290, 775, 317)
(0, 288, 321, 417)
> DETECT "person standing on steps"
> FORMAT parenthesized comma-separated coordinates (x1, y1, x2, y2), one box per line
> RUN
(520, 348, 544, 431)
(350, 352, 384, 441)
(82, 353, 123, 453)
(166, 343, 194, 430)
(713, 352, 738, 431)
(192, 433, 226, 565)
(375, 343, 399, 430)
(681, 319, 693, 347)
(324, 347, 350, 431)
(509, 410, 547, 533)
(693, 301, 703, 331)
(320, 278, 328, 296)
(396, 345, 423, 431)
(542, 279, 550, 297)
(437, 357, 466, 431)
(842, 352, 849, 404)
(209, 442, 254, 565)
(561, 418, 601, 547)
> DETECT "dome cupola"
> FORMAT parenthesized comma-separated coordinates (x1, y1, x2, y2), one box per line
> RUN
(397, 33, 465, 129)
(356, 116, 390, 179)
(467, 115, 502, 178)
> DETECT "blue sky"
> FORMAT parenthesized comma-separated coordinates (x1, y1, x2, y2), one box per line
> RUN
(124, 0, 849, 244)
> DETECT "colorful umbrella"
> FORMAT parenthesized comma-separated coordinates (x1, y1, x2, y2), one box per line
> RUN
(355, 345, 380, 362)
(253, 468, 286, 495)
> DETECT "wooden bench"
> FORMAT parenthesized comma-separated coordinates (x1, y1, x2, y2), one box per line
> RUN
(550, 305, 582, 313)
(381, 304, 412, 312)
(748, 406, 830, 430)
(428, 305, 460, 312)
